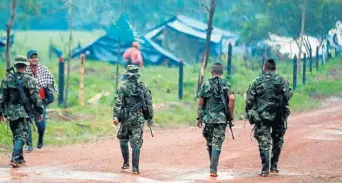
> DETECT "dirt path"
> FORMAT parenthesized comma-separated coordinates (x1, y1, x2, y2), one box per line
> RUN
(1, 104, 342, 183)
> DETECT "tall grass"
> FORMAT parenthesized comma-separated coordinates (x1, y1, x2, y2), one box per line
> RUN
(0, 31, 341, 151)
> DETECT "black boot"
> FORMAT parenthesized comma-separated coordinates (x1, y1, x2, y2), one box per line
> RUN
(37, 132, 44, 149)
(207, 145, 212, 161)
(210, 149, 221, 177)
(132, 148, 140, 174)
(18, 149, 25, 164)
(10, 139, 24, 168)
(120, 142, 129, 170)
(260, 150, 270, 177)
(270, 147, 281, 173)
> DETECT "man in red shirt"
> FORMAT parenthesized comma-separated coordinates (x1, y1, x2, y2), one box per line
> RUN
(25, 50, 57, 152)
(123, 41, 143, 68)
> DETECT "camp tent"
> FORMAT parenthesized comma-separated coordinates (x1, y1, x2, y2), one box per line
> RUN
(0, 35, 14, 48)
(145, 15, 239, 63)
(71, 14, 181, 67)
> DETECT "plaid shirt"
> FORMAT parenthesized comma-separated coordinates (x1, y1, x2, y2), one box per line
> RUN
(25, 64, 58, 93)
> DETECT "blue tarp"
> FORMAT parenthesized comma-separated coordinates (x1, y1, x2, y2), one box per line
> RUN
(145, 15, 238, 63)
(0, 35, 15, 48)
(70, 14, 182, 66)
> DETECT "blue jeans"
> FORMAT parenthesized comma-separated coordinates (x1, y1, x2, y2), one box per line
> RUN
(26, 105, 47, 146)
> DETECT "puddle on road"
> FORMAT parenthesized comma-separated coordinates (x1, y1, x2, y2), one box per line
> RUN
(0, 165, 302, 183)
(328, 130, 342, 135)
(3, 166, 194, 183)
(176, 169, 254, 182)
(0, 168, 11, 183)
(304, 130, 342, 141)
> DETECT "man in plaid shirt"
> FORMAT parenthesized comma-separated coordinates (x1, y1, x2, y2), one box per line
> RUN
(25, 50, 57, 152)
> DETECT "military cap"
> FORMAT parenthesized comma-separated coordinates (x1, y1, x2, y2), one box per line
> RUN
(13, 55, 30, 66)
(125, 65, 139, 75)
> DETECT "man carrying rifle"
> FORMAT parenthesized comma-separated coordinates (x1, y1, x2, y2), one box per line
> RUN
(245, 59, 292, 177)
(197, 62, 235, 177)
(113, 65, 153, 174)
(0, 55, 43, 168)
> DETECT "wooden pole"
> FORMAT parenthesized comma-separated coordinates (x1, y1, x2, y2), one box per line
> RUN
(79, 54, 85, 106)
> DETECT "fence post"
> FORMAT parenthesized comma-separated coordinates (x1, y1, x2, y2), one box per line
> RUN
(227, 42, 232, 76)
(293, 55, 297, 90)
(309, 48, 312, 73)
(178, 59, 184, 100)
(79, 54, 85, 106)
(316, 46, 319, 71)
(58, 57, 65, 106)
(303, 53, 306, 85)
(327, 40, 331, 61)
(336, 48, 339, 57)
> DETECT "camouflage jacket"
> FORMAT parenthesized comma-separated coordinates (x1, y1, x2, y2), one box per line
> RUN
(198, 76, 233, 124)
(245, 71, 293, 123)
(113, 78, 152, 122)
(0, 72, 44, 121)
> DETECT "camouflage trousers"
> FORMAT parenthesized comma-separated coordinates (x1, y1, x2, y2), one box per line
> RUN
(117, 114, 145, 149)
(202, 123, 227, 151)
(9, 118, 29, 162)
(254, 120, 286, 152)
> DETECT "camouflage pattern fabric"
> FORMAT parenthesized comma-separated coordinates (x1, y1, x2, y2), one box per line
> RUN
(10, 118, 29, 143)
(0, 72, 43, 121)
(198, 76, 233, 151)
(202, 123, 227, 151)
(253, 115, 286, 151)
(113, 65, 151, 149)
(245, 71, 292, 152)
(117, 114, 145, 149)
(198, 76, 233, 124)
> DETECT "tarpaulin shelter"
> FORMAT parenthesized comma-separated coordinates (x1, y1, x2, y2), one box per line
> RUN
(145, 15, 238, 63)
(71, 14, 182, 66)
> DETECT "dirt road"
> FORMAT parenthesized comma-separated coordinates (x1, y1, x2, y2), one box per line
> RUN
(1, 104, 342, 183)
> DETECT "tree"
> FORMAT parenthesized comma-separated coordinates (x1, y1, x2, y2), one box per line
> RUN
(193, 0, 217, 97)
(5, 0, 16, 69)
(64, 0, 74, 108)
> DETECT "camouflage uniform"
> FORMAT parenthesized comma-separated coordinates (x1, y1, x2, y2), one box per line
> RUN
(0, 56, 43, 167)
(246, 71, 292, 175)
(113, 65, 153, 174)
(198, 76, 233, 175)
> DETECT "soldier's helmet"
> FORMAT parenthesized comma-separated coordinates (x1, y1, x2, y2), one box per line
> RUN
(125, 65, 139, 76)
(13, 55, 30, 66)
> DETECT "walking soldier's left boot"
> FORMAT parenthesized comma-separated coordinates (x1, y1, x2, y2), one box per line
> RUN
(120, 142, 130, 170)
(132, 148, 140, 174)
(260, 150, 270, 177)
(10, 139, 24, 168)
(270, 147, 281, 173)
(210, 149, 221, 177)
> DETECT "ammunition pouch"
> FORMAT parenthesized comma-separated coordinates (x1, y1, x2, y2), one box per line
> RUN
(247, 110, 261, 125)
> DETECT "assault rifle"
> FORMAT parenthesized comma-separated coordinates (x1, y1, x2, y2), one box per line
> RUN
(6, 67, 36, 131)
(215, 76, 234, 139)
(131, 81, 154, 137)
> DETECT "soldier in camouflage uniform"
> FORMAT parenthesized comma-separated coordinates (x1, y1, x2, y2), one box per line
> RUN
(245, 59, 292, 177)
(197, 63, 235, 177)
(0, 56, 43, 168)
(113, 65, 153, 174)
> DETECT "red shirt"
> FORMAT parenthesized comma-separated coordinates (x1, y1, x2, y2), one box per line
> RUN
(123, 47, 143, 67)
(32, 67, 46, 100)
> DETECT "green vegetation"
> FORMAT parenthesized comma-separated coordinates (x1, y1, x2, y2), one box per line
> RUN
(0, 31, 341, 152)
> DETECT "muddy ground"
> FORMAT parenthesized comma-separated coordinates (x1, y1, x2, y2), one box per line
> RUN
(0, 104, 342, 183)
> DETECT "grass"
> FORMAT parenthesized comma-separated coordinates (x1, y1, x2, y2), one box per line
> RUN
(0, 30, 342, 152)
